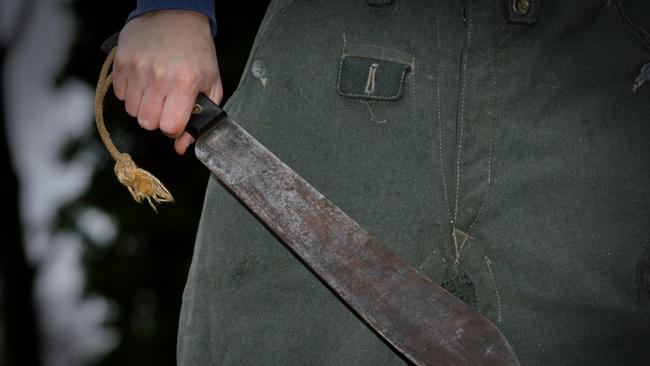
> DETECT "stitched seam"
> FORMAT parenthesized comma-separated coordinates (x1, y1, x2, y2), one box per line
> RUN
(453, 228, 473, 264)
(360, 100, 386, 123)
(452, 4, 473, 225)
(420, 2, 449, 270)
(336, 56, 346, 97)
(411, 59, 416, 95)
(467, 130, 493, 233)
(436, 13, 452, 222)
(467, 24, 502, 233)
(344, 54, 414, 66)
(484, 255, 502, 323)
(344, 41, 416, 72)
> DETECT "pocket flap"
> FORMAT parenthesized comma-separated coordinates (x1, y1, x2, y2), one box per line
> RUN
(337, 56, 411, 101)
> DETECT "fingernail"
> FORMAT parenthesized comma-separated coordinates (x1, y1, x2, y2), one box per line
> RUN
(138, 117, 151, 130)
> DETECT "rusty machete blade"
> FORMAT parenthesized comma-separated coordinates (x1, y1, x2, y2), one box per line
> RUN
(189, 101, 519, 366)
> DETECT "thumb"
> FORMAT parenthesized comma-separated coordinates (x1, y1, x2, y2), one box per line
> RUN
(175, 81, 225, 155)
(206, 79, 224, 106)
(175, 132, 195, 155)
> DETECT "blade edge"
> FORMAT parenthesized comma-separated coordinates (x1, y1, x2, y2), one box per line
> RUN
(195, 118, 520, 366)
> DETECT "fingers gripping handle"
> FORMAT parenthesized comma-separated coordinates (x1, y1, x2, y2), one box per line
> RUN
(101, 32, 227, 140)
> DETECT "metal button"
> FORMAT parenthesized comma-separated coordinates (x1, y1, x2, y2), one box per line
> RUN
(251, 60, 266, 79)
(513, 0, 530, 16)
(251, 59, 268, 86)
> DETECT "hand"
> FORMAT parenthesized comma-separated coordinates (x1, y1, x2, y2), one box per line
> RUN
(113, 9, 223, 155)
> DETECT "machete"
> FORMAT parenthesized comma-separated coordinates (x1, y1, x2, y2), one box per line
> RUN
(101, 35, 520, 366)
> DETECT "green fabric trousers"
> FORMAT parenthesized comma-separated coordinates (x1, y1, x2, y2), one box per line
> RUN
(178, 1, 650, 364)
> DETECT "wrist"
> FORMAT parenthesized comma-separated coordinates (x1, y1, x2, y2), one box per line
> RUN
(140, 9, 212, 38)
(127, 1, 217, 36)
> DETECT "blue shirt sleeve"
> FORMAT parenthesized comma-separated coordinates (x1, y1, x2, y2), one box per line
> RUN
(127, 0, 217, 37)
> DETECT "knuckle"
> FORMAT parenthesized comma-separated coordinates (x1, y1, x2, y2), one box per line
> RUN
(121, 54, 139, 70)
(119, 53, 146, 75)
(133, 55, 150, 73)
(113, 53, 129, 70)
(151, 61, 169, 82)
(160, 122, 183, 138)
(160, 106, 189, 137)
(174, 69, 201, 92)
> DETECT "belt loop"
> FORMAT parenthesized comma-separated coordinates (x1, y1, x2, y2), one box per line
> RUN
(503, 0, 540, 25)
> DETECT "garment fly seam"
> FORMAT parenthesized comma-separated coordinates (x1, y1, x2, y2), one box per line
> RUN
(418, 1, 449, 271)
(466, 24, 502, 233)
(435, 5, 452, 222)
(484, 255, 502, 323)
(452, 2, 473, 226)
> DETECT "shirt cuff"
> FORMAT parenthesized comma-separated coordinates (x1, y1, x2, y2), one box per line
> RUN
(127, 0, 217, 37)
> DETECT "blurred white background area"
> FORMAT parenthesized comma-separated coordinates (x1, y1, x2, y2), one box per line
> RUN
(2, 0, 118, 364)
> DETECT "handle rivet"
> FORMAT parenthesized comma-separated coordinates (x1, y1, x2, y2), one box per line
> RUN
(192, 104, 203, 114)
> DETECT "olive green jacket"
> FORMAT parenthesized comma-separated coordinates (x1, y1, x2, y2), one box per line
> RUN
(179, 1, 650, 364)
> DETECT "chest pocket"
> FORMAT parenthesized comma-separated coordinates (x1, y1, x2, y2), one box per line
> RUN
(337, 56, 411, 101)
(336, 41, 414, 102)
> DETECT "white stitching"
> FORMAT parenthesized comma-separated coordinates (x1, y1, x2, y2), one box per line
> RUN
(420, 1, 450, 270)
(484, 255, 502, 324)
(453, 227, 473, 265)
(452, 7, 473, 225)
(435, 10, 452, 222)
(364, 63, 379, 94)
(360, 100, 387, 123)
(467, 24, 502, 233)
